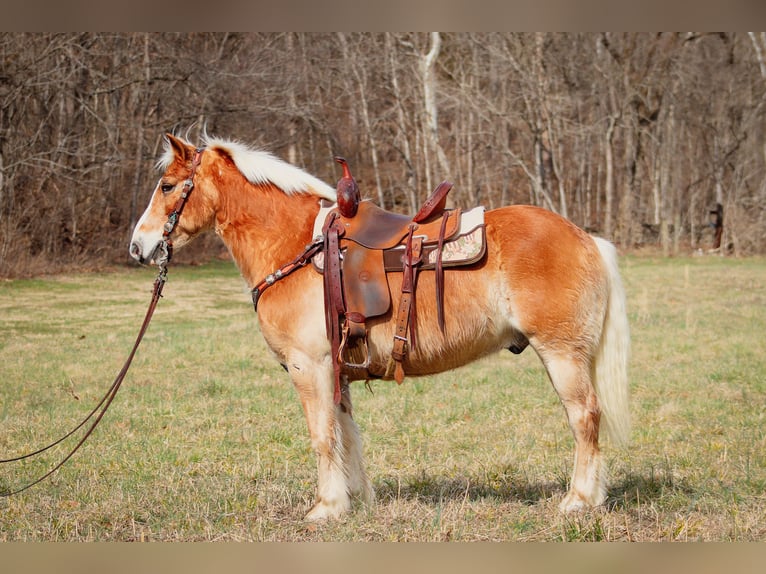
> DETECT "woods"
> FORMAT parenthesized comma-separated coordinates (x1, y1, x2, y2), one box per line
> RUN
(1, 32, 765, 277)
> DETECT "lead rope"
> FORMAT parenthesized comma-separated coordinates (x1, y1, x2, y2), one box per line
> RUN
(0, 269, 167, 496)
(0, 148, 203, 497)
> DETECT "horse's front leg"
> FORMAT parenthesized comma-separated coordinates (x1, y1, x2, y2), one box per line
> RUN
(337, 379, 375, 508)
(288, 354, 372, 520)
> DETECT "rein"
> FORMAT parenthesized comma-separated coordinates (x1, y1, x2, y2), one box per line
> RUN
(0, 148, 203, 497)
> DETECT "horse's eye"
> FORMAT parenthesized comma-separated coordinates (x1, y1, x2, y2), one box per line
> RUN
(160, 183, 175, 194)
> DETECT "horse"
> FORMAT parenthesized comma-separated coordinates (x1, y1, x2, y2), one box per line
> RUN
(129, 133, 630, 520)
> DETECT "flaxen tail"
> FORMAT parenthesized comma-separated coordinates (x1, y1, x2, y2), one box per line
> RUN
(592, 237, 631, 446)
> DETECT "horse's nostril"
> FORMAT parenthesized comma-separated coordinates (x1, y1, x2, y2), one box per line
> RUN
(129, 241, 142, 261)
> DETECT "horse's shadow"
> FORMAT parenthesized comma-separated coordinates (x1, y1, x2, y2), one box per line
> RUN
(372, 466, 689, 510)
(373, 471, 560, 507)
(605, 469, 695, 511)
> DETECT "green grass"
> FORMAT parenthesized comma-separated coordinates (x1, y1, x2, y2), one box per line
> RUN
(0, 256, 765, 541)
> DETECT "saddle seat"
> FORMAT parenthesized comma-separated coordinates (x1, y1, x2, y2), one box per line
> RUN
(337, 181, 458, 249)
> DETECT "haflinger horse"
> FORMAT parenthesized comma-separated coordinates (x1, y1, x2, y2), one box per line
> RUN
(130, 133, 630, 520)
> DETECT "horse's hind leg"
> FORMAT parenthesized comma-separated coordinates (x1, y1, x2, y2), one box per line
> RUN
(541, 352, 606, 512)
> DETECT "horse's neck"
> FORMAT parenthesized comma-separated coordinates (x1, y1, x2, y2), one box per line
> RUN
(214, 183, 322, 287)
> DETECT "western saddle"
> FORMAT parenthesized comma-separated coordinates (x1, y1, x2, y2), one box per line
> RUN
(315, 158, 486, 403)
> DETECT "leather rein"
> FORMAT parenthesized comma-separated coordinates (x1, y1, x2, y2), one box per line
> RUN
(0, 148, 204, 497)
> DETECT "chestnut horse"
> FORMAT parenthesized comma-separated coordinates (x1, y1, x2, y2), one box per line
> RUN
(130, 134, 630, 520)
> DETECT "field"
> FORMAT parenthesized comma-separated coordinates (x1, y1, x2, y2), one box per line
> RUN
(0, 255, 764, 541)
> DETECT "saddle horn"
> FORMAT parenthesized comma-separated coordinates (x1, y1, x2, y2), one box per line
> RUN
(334, 156, 360, 218)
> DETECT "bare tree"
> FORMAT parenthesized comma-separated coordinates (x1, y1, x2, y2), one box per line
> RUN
(419, 32, 452, 192)
(2, 32, 766, 276)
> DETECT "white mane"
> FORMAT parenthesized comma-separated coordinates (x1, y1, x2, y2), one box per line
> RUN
(159, 135, 336, 202)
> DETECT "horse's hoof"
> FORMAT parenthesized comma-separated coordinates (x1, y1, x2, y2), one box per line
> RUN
(559, 491, 593, 513)
(304, 499, 350, 521)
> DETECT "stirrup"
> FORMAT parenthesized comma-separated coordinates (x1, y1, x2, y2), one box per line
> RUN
(338, 324, 372, 370)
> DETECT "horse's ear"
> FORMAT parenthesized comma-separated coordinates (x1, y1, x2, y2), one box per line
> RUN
(164, 133, 191, 163)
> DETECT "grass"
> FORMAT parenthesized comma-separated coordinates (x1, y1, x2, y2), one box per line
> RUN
(0, 255, 764, 541)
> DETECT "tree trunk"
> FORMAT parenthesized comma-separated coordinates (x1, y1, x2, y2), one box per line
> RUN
(604, 116, 616, 239)
(337, 33, 384, 208)
(420, 32, 451, 190)
(129, 33, 151, 237)
(386, 33, 417, 212)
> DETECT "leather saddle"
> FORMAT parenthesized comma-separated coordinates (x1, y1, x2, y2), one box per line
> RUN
(315, 159, 486, 403)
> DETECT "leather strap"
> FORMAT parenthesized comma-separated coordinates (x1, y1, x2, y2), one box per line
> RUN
(435, 211, 450, 333)
(391, 226, 423, 384)
(322, 213, 346, 404)
(251, 239, 323, 311)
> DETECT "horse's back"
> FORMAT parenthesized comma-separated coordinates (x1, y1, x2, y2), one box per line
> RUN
(485, 204, 600, 265)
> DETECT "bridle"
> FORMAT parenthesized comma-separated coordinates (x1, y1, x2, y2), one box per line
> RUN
(154, 147, 205, 273)
(0, 147, 204, 497)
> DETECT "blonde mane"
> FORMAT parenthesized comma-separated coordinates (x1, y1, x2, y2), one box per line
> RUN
(158, 135, 336, 202)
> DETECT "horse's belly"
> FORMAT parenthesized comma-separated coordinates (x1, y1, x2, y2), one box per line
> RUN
(359, 298, 520, 379)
